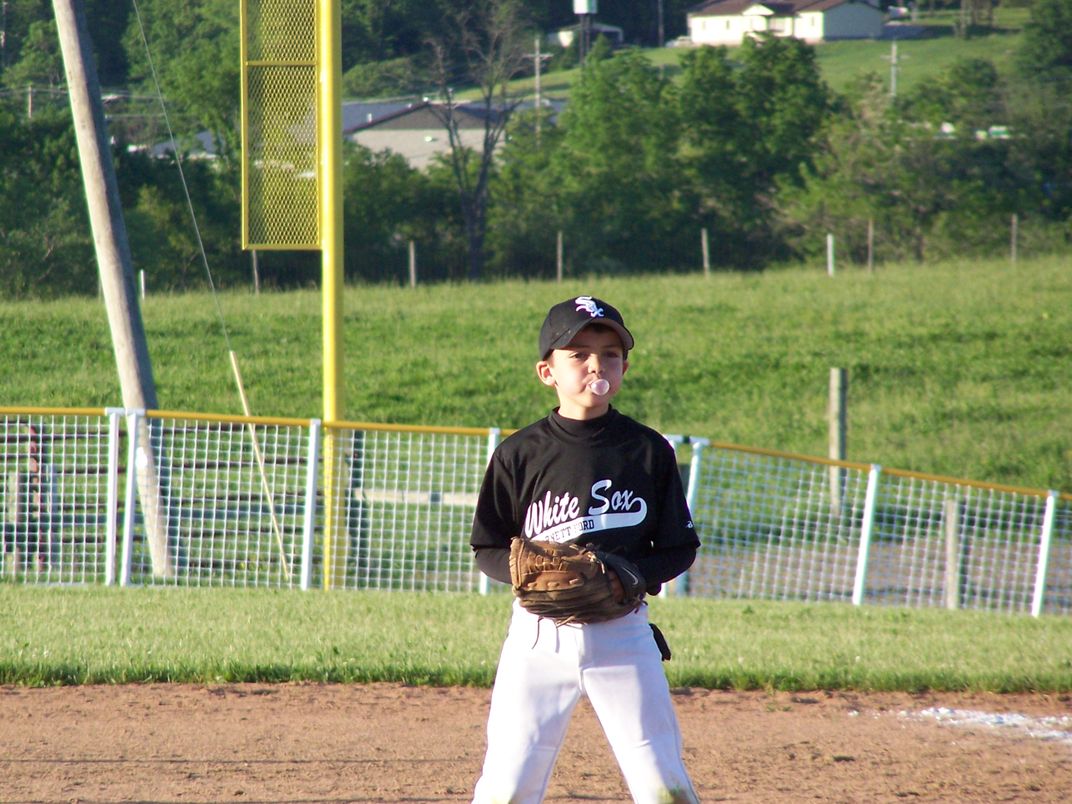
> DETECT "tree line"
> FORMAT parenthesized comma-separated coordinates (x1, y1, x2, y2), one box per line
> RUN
(1, 0, 1071, 296)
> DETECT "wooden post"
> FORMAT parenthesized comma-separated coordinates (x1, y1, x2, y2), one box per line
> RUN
(867, 218, 874, 273)
(701, 227, 710, 277)
(828, 368, 847, 514)
(1010, 213, 1018, 264)
(944, 498, 961, 610)
(408, 240, 417, 287)
(54, 0, 173, 578)
(556, 229, 563, 283)
(826, 233, 835, 276)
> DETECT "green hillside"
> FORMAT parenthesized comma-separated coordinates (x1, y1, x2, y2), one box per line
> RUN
(2, 258, 1069, 492)
(497, 8, 1030, 102)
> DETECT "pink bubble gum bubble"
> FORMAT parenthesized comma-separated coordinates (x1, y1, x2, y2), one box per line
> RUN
(589, 379, 610, 396)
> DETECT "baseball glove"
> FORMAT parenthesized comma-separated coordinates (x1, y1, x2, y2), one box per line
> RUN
(508, 537, 645, 625)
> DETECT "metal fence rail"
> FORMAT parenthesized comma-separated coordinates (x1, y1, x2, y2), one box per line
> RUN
(2, 407, 1069, 616)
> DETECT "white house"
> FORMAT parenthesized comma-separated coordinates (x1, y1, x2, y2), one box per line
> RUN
(687, 0, 884, 46)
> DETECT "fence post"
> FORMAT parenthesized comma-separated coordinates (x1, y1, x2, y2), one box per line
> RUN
(300, 419, 322, 591)
(852, 464, 881, 606)
(104, 408, 124, 586)
(867, 218, 874, 273)
(826, 233, 835, 276)
(556, 230, 563, 283)
(680, 437, 706, 597)
(1030, 490, 1058, 617)
(701, 227, 710, 277)
(828, 368, 847, 516)
(408, 240, 417, 287)
(119, 409, 144, 586)
(478, 428, 502, 596)
(944, 498, 961, 610)
(1010, 213, 1018, 265)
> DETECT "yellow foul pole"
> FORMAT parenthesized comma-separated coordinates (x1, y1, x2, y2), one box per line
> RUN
(319, 0, 346, 589)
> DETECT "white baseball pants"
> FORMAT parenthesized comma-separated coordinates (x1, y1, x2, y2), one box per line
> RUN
(472, 601, 698, 804)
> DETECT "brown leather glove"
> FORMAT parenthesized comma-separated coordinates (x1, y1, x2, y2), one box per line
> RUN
(508, 537, 644, 626)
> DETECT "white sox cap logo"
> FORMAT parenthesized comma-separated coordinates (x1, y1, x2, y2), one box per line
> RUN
(574, 296, 605, 318)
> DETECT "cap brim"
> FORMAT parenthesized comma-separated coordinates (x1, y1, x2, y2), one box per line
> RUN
(548, 319, 634, 356)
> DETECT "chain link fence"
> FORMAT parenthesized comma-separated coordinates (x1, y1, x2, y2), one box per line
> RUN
(2, 407, 1069, 616)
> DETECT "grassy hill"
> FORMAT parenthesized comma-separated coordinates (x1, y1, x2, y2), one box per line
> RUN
(490, 7, 1029, 103)
(2, 257, 1069, 493)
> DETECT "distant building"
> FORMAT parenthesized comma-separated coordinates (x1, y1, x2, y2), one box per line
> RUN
(343, 101, 501, 170)
(344, 98, 565, 169)
(549, 22, 626, 49)
(687, 0, 884, 46)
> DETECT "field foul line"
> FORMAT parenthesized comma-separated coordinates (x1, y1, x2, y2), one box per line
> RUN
(901, 707, 1072, 745)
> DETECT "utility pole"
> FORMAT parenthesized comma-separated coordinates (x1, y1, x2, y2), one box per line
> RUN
(528, 34, 550, 145)
(52, 0, 174, 578)
(574, 0, 596, 66)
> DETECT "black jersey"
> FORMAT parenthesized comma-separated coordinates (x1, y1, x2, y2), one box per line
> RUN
(471, 407, 699, 591)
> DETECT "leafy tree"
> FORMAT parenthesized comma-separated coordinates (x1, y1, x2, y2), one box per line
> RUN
(676, 46, 763, 266)
(2, 18, 63, 89)
(1005, 79, 1072, 223)
(122, 0, 239, 158)
(901, 57, 1005, 134)
(485, 106, 566, 279)
(551, 47, 688, 273)
(0, 1, 39, 75)
(1, 0, 130, 88)
(783, 73, 1029, 265)
(120, 151, 245, 291)
(675, 37, 831, 266)
(1015, 0, 1072, 84)
(424, 0, 533, 280)
(342, 142, 462, 283)
(0, 109, 95, 297)
(733, 35, 831, 189)
(341, 0, 433, 68)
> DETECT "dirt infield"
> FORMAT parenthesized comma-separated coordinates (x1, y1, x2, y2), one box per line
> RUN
(3, 683, 1071, 802)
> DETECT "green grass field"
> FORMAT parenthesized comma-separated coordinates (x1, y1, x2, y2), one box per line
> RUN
(3, 258, 1069, 492)
(3, 261, 1070, 695)
(2, 587, 1069, 691)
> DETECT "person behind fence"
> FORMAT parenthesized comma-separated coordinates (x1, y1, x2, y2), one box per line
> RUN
(469, 295, 701, 804)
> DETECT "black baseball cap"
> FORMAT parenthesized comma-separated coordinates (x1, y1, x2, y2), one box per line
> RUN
(538, 295, 634, 359)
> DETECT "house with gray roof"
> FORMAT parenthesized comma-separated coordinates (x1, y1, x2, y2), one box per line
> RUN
(344, 98, 564, 170)
(343, 100, 500, 170)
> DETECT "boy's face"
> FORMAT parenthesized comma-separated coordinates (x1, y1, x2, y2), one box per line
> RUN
(536, 326, 628, 421)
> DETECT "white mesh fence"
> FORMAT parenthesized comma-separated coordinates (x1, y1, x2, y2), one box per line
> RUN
(1, 409, 118, 584)
(684, 439, 1071, 616)
(322, 424, 497, 593)
(125, 413, 313, 588)
(2, 409, 1070, 616)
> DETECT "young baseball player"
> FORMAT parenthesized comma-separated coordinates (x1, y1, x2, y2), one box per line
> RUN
(470, 295, 701, 804)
